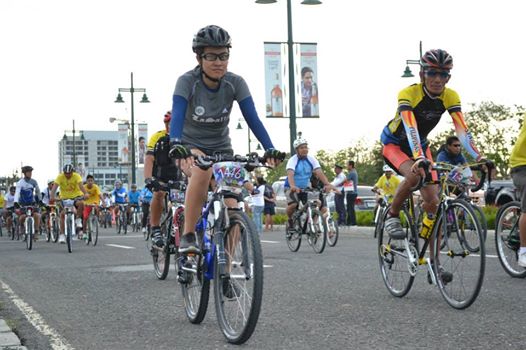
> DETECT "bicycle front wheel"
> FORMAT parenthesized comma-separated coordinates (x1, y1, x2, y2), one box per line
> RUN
(308, 209, 327, 253)
(378, 206, 416, 297)
(495, 201, 526, 278)
(88, 216, 99, 246)
(153, 223, 170, 280)
(51, 217, 59, 243)
(26, 218, 34, 251)
(214, 211, 263, 345)
(285, 215, 302, 252)
(326, 217, 339, 247)
(433, 199, 485, 309)
(178, 250, 210, 324)
(66, 216, 73, 253)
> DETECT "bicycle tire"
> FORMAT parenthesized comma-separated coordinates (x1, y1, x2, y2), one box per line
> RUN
(433, 198, 485, 309)
(214, 211, 263, 345)
(308, 208, 327, 253)
(46, 216, 52, 242)
(378, 205, 416, 297)
(495, 201, 526, 278)
(66, 215, 73, 253)
(178, 249, 210, 324)
(285, 214, 302, 252)
(153, 221, 171, 280)
(51, 217, 59, 243)
(122, 212, 128, 235)
(11, 222, 15, 240)
(472, 204, 487, 242)
(116, 214, 121, 234)
(326, 217, 339, 247)
(91, 216, 99, 246)
(26, 217, 34, 251)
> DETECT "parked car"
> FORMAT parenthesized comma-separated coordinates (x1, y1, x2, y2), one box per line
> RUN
(485, 179, 516, 206)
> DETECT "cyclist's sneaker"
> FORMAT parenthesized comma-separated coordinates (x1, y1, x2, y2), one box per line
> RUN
(384, 214, 406, 240)
(518, 252, 526, 268)
(142, 227, 147, 234)
(82, 232, 88, 241)
(59, 234, 66, 244)
(75, 218, 82, 228)
(178, 233, 200, 254)
(222, 278, 241, 299)
(151, 228, 164, 248)
(427, 262, 453, 285)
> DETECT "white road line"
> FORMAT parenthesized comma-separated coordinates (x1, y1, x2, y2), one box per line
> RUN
(105, 244, 136, 249)
(263, 265, 273, 268)
(260, 240, 280, 244)
(0, 279, 73, 350)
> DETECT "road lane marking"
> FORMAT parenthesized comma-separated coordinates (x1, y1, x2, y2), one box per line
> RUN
(261, 240, 279, 244)
(105, 244, 135, 249)
(0, 278, 73, 350)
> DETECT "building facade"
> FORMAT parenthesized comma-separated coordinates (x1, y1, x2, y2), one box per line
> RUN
(58, 130, 144, 191)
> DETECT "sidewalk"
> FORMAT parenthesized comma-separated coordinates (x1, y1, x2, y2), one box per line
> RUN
(0, 319, 26, 349)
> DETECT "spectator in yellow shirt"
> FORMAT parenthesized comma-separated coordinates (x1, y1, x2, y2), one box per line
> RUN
(372, 165, 401, 203)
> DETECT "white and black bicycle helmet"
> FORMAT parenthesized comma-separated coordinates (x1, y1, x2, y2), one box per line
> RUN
(63, 164, 74, 173)
(420, 49, 453, 71)
(382, 164, 393, 172)
(192, 25, 232, 54)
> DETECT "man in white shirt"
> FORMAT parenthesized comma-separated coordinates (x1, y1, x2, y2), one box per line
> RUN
(331, 164, 346, 225)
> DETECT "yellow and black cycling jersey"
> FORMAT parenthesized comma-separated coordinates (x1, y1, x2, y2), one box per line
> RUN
(147, 130, 168, 155)
(381, 83, 479, 160)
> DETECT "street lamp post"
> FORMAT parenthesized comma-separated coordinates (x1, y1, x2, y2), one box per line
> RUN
(401, 41, 423, 78)
(256, 0, 322, 154)
(236, 120, 262, 154)
(114, 72, 149, 184)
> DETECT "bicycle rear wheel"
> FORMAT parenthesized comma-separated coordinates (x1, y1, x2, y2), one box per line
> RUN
(308, 209, 327, 253)
(378, 206, 416, 297)
(433, 199, 484, 309)
(495, 201, 526, 278)
(214, 211, 263, 344)
(285, 215, 302, 252)
(326, 217, 339, 247)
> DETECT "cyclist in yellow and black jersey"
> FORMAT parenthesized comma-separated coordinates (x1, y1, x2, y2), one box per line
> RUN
(380, 48, 485, 244)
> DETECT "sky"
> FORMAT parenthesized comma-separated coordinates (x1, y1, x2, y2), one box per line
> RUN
(1, 0, 525, 187)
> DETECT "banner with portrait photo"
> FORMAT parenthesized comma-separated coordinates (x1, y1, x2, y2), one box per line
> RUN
(118, 123, 129, 164)
(297, 43, 319, 118)
(137, 123, 148, 165)
(263, 42, 286, 118)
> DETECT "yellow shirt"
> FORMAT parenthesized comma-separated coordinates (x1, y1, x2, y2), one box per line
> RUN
(0, 194, 4, 208)
(55, 172, 84, 199)
(85, 184, 101, 205)
(374, 174, 401, 198)
(510, 119, 526, 169)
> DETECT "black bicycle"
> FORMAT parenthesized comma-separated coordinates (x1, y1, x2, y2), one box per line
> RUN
(495, 201, 526, 278)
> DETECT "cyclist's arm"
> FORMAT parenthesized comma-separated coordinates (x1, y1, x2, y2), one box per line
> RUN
(399, 109, 425, 160)
(286, 169, 297, 189)
(78, 182, 88, 197)
(450, 110, 482, 160)
(169, 95, 188, 142)
(239, 97, 274, 150)
(313, 168, 331, 187)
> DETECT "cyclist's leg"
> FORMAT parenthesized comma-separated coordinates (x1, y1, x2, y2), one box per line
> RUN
(285, 190, 298, 227)
(180, 166, 212, 253)
(34, 212, 41, 237)
(150, 190, 165, 246)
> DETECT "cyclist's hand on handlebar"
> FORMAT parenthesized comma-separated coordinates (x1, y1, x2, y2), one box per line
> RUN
(169, 141, 192, 159)
(145, 177, 160, 191)
(263, 148, 286, 167)
(411, 158, 429, 177)
(290, 186, 300, 193)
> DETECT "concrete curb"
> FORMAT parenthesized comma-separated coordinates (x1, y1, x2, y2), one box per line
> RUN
(0, 319, 27, 350)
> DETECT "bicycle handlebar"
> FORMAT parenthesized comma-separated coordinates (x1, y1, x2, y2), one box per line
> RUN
(195, 152, 268, 171)
(157, 180, 186, 192)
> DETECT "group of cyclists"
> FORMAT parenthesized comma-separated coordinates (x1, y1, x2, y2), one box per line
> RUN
(1, 24, 525, 343)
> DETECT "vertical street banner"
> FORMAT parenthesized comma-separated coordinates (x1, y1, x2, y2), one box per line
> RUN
(264, 42, 285, 117)
(298, 43, 319, 118)
(118, 123, 129, 164)
(137, 123, 148, 165)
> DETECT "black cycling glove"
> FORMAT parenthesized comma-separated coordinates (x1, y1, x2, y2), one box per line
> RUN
(145, 177, 160, 191)
(169, 141, 192, 159)
(264, 148, 286, 162)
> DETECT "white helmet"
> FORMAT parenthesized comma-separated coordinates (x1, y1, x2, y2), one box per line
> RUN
(382, 164, 393, 172)
(48, 179, 55, 185)
(293, 138, 308, 149)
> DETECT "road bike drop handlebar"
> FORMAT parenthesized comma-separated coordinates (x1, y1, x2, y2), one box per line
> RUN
(157, 180, 187, 193)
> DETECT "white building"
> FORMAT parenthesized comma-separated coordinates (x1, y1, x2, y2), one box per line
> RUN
(58, 130, 144, 190)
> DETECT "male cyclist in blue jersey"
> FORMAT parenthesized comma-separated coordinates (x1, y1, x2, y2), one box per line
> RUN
(112, 180, 128, 224)
(14, 165, 43, 237)
(127, 183, 141, 223)
(168, 25, 284, 254)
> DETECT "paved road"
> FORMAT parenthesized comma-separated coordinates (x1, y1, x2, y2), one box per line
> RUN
(0, 226, 525, 349)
